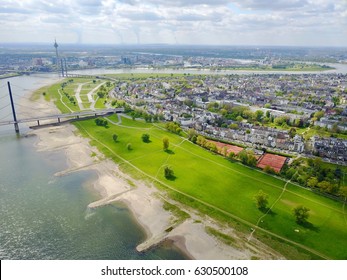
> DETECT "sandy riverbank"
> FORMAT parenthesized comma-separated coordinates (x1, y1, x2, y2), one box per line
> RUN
(26, 97, 284, 259)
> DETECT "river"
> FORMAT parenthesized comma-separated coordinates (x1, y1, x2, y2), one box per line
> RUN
(70, 63, 347, 76)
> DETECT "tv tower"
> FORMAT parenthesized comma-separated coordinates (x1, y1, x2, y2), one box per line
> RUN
(54, 39, 59, 65)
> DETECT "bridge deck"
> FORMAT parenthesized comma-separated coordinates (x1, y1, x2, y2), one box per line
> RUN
(0, 108, 124, 126)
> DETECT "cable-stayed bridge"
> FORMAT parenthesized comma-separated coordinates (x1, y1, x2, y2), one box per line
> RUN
(0, 108, 124, 127)
(0, 81, 123, 133)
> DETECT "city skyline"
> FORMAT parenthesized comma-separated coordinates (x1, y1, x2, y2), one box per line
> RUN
(0, 0, 346, 47)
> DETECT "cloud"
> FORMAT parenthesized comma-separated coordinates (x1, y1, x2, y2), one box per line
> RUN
(119, 0, 231, 7)
(0, 7, 32, 14)
(234, 0, 308, 10)
(116, 9, 163, 21)
(0, 0, 345, 46)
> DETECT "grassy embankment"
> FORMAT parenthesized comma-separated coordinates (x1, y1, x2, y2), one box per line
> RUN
(210, 64, 334, 72)
(37, 76, 347, 260)
(0, 73, 20, 79)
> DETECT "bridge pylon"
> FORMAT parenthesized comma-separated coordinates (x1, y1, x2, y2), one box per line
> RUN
(7, 82, 19, 134)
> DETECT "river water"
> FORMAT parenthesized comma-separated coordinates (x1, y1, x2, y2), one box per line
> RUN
(71, 63, 347, 75)
(0, 74, 186, 260)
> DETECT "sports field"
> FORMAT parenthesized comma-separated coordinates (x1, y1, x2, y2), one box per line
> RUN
(257, 153, 287, 173)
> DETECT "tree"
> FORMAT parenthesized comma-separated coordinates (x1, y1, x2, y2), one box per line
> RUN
(95, 118, 108, 127)
(238, 150, 257, 167)
(263, 165, 276, 174)
(206, 141, 217, 153)
(144, 113, 152, 123)
(126, 143, 132, 150)
(314, 110, 324, 121)
(307, 177, 318, 188)
(228, 152, 236, 159)
(141, 133, 150, 143)
(293, 205, 310, 224)
(165, 122, 182, 135)
(255, 110, 264, 122)
(317, 180, 335, 194)
(97, 91, 105, 98)
(289, 127, 297, 138)
(229, 123, 239, 130)
(187, 129, 198, 143)
(196, 135, 207, 146)
(254, 190, 269, 210)
(164, 166, 174, 179)
(112, 134, 118, 142)
(163, 137, 169, 150)
(248, 154, 257, 167)
(222, 146, 228, 156)
(339, 186, 347, 201)
(236, 115, 243, 122)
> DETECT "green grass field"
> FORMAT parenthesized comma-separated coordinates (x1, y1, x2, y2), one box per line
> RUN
(73, 115, 347, 259)
(39, 77, 347, 259)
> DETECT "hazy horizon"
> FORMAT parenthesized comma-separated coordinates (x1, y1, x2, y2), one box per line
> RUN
(1, 42, 347, 49)
(0, 0, 346, 47)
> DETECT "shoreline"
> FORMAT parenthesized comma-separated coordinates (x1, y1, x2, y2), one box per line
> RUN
(24, 94, 284, 260)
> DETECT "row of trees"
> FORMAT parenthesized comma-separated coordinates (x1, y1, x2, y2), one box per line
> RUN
(129, 108, 164, 123)
(62, 90, 76, 106)
(237, 150, 258, 167)
(165, 122, 182, 135)
(210, 104, 308, 130)
(195, 135, 259, 167)
(60, 80, 77, 106)
(281, 157, 346, 198)
(97, 82, 114, 99)
(95, 118, 108, 127)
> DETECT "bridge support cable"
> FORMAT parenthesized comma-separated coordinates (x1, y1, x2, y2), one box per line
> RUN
(0, 94, 8, 101)
(0, 104, 11, 111)
(0, 113, 12, 121)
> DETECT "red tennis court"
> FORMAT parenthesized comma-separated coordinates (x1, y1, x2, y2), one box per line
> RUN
(257, 153, 287, 173)
(209, 140, 244, 155)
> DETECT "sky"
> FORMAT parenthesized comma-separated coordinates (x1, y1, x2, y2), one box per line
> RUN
(0, 0, 346, 46)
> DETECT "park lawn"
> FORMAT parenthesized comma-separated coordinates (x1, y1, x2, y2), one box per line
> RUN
(56, 91, 77, 112)
(84, 118, 280, 224)
(80, 89, 91, 95)
(155, 152, 283, 222)
(95, 97, 106, 109)
(261, 189, 347, 259)
(82, 102, 92, 108)
(80, 95, 89, 103)
(31, 83, 60, 102)
(63, 85, 77, 96)
(74, 116, 347, 259)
